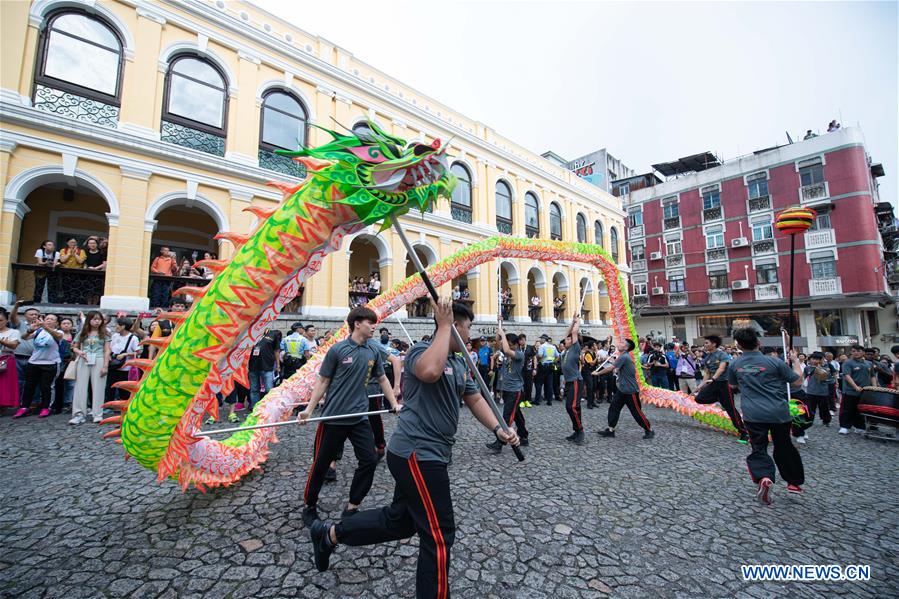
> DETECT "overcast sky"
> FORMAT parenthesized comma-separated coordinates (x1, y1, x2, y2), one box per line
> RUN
(254, 0, 897, 208)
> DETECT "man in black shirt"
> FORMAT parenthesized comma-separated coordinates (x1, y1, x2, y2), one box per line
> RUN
(520, 334, 536, 408)
(248, 328, 282, 409)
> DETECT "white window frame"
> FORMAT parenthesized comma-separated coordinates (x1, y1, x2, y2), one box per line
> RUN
(665, 233, 682, 256)
(751, 214, 774, 241)
(705, 223, 725, 249)
(662, 196, 680, 220)
(630, 242, 646, 261)
(794, 154, 827, 172)
(745, 171, 770, 200)
(809, 250, 838, 279)
(701, 184, 722, 210)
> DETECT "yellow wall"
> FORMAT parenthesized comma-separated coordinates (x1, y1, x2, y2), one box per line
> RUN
(0, 0, 625, 322)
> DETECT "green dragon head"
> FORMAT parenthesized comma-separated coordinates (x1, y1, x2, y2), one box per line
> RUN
(277, 120, 457, 228)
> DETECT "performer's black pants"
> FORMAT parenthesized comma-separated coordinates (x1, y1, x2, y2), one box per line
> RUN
(501, 390, 528, 439)
(552, 369, 561, 402)
(534, 364, 554, 405)
(827, 383, 837, 412)
(839, 393, 865, 429)
(368, 394, 386, 454)
(336, 451, 454, 599)
(745, 421, 804, 486)
(303, 421, 377, 508)
(695, 380, 747, 436)
(792, 393, 831, 437)
(608, 391, 651, 431)
(564, 380, 583, 433)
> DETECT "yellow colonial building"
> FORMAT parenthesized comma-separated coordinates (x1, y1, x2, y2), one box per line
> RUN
(0, 0, 625, 327)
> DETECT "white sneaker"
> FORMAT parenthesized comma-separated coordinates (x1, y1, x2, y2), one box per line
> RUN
(803, 431, 810, 440)
(852, 427, 866, 434)
(68, 413, 85, 425)
(838, 427, 850, 435)
(796, 436, 807, 444)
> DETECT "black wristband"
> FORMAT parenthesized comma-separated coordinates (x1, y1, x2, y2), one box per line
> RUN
(492, 424, 501, 436)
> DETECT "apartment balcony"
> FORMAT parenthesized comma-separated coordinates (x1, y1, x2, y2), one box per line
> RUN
(663, 216, 681, 231)
(800, 182, 828, 203)
(665, 254, 684, 268)
(754, 282, 782, 301)
(629, 225, 645, 238)
(630, 259, 647, 272)
(809, 277, 842, 296)
(804, 228, 835, 249)
(703, 206, 723, 222)
(668, 292, 688, 306)
(747, 195, 771, 213)
(161, 120, 225, 157)
(752, 239, 776, 255)
(632, 295, 650, 309)
(708, 289, 732, 304)
(705, 247, 728, 262)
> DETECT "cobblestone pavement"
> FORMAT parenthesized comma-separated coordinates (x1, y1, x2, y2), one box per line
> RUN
(1, 401, 897, 598)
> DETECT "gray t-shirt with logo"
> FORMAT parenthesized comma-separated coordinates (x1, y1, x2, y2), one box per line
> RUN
(499, 348, 525, 392)
(727, 351, 800, 423)
(803, 365, 832, 396)
(703, 349, 731, 376)
(841, 358, 872, 396)
(388, 342, 478, 463)
(561, 340, 582, 382)
(614, 352, 639, 394)
(319, 338, 384, 425)
(365, 343, 390, 395)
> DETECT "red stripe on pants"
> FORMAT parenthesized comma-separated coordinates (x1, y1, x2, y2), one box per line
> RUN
(632, 394, 651, 430)
(303, 423, 325, 505)
(572, 381, 582, 430)
(408, 453, 448, 599)
(508, 391, 521, 426)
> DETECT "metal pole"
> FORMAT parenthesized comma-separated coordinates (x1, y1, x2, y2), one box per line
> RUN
(788, 234, 796, 351)
(197, 408, 392, 436)
(392, 216, 524, 461)
(393, 312, 415, 345)
(781, 328, 792, 402)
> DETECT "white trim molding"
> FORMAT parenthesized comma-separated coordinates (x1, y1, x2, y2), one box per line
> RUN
(4, 164, 120, 221)
(145, 191, 229, 233)
(158, 41, 239, 97)
(30, 0, 137, 61)
(100, 294, 150, 311)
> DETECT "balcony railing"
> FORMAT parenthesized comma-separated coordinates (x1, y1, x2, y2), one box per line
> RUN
(407, 297, 433, 318)
(148, 274, 211, 308)
(258, 148, 307, 178)
(629, 225, 644, 238)
(754, 282, 782, 301)
(708, 288, 732, 304)
(525, 225, 539, 239)
(451, 204, 473, 224)
(752, 239, 776, 255)
(804, 228, 835, 249)
(809, 277, 842, 296)
(632, 295, 650, 309)
(12, 263, 106, 305)
(668, 292, 688, 306)
(496, 217, 513, 235)
(161, 120, 225, 157)
(349, 290, 379, 308)
(748, 195, 771, 213)
(33, 84, 119, 128)
(705, 247, 727, 262)
(665, 254, 684, 268)
(528, 305, 542, 322)
(703, 206, 723, 222)
(800, 182, 827, 203)
(630, 259, 647, 271)
(663, 216, 681, 230)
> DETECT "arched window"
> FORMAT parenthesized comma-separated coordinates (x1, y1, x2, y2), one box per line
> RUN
(610, 227, 619, 262)
(450, 163, 473, 223)
(258, 89, 308, 177)
(576, 213, 587, 243)
(594, 220, 604, 248)
(549, 202, 563, 240)
(34, 10, 124, 126)
(495, 180, 513, 234)
(524, 192, 540, 238)
(161, 55, 228, 156)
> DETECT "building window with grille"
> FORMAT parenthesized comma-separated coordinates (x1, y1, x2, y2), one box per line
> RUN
(594, 220, 604, 247)
(702, 186, 721, 210)
(258, 89, 308, 177)
(668, 276, 686, 293)
(705, 225, 724, 248)
(610, 227, 619, 261)
(576, 213, 587, 242)
(666, 236, 682, 256)
(633, 276, 648, 296)
(810, 208, 832, 230)
(33, 10, 124, 127)
(450, 163, 473, 223)
(631, 244, 645, 261)
(663, 201, 679, 219)
(550, 202, 563, 240)
(162, 55, 229, 156)
(747, 172, 769, 199)
(524, 192, 540, 237)
(751, 215, 774, 241)
(628, 209, 643, 228)
(756, 262, 779, 283)
(810, 252, 837, 279)
(709, 272, 728, 289)
(799, 158, 824, 187)
(495, 180, 513, 234)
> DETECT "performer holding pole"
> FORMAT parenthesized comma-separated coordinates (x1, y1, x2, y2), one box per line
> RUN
(692, 335, 750, 443)
(485, 317, 529, 454)
(560, 312, 585, 445)
(595, 338, 655, 440)
(298, 306, 400, 526)
(308, 297, 520, 597)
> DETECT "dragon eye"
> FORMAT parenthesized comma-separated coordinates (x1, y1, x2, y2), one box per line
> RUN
(412, 144, 432, 157)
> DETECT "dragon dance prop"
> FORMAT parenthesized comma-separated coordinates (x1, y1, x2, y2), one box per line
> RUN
(106, 122, 741, 491)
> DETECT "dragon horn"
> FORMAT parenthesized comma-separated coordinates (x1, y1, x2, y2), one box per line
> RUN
(242, 205, 279, 220)
(215, 231, 251, 248)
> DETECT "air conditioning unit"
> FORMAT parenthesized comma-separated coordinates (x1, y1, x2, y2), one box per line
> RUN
(731, 280, 750, 290)
(649, 252, 663, 261)
(651, 286, 665, 295)
(731, 237, 749, 248)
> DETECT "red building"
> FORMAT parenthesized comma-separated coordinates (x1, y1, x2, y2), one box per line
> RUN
(625, 127, 891, 351)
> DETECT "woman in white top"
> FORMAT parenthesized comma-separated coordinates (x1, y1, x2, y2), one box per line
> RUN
(70, 310, 109, 424)
(105, 318, 140, 404)
(33, 240, 60, 303)
(0, 307, 22, 408)
(13, 313, 63, 419)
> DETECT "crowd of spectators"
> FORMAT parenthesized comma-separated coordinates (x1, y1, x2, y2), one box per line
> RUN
(28, 237, 107, 305)
(149, 247, 217, 308)
(348, 272, 381, 308)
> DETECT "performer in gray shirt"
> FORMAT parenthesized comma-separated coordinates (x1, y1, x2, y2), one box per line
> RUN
(298, 306, 399, 526)
(595, 338, 654, 439)
(726, 327, 804, 505)
(560, 315, 586, 445)
(486, 319, 529, 454)
(308, 298, 519, 598)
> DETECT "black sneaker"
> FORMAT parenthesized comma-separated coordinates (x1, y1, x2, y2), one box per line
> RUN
(573, 431, 586, 446)
(597, 429, 615, 438)
(376, 451, 385, 462)
(309, 520, 333, 572)
(643, 430, 655, 440)
(519, 437, 529, 447)
(302, 506, 319, 527)
(485, 440, 502, 454)
(564, 432, 577, 441)
(341, 507, 359, 519)
(324, 467, 337, 482)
